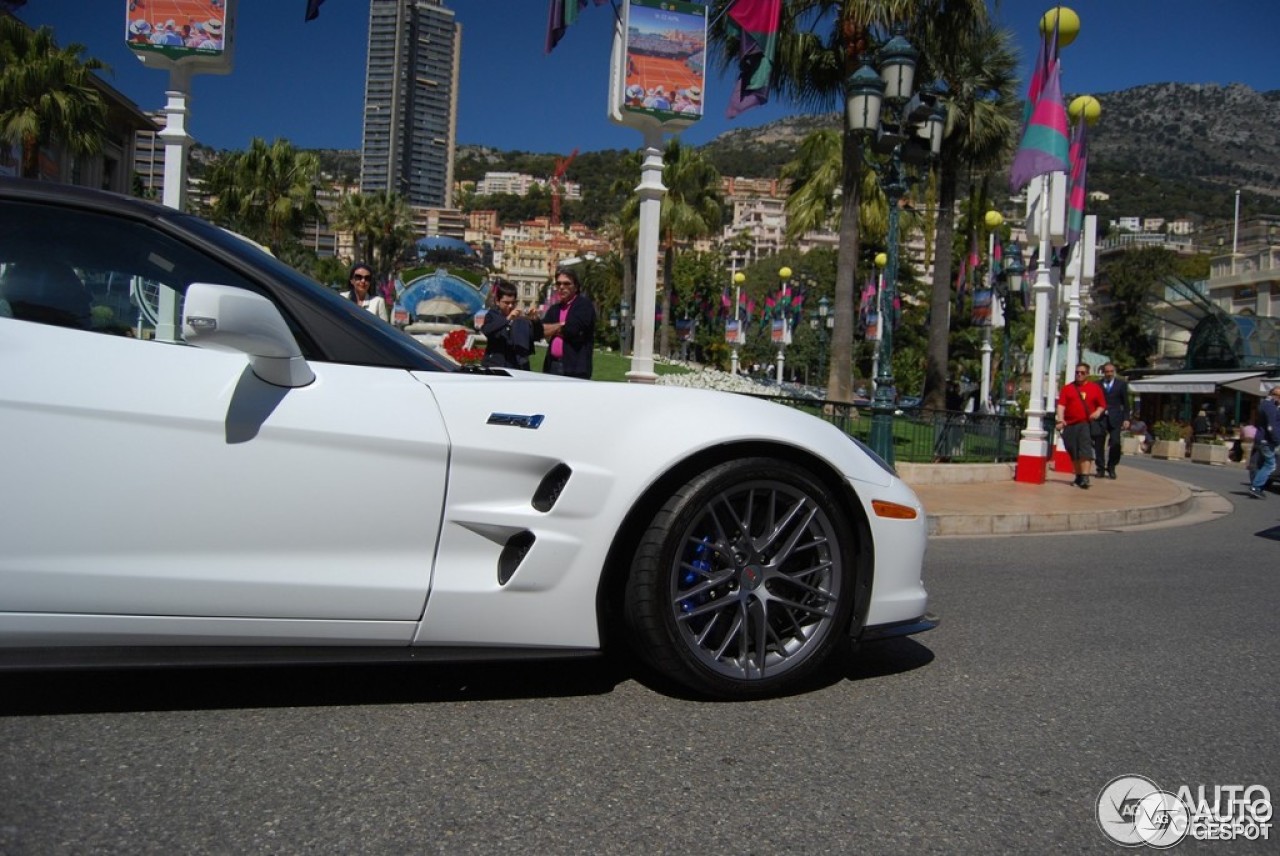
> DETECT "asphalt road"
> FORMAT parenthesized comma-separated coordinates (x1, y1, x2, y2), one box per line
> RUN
(2, 458, 1277, 855)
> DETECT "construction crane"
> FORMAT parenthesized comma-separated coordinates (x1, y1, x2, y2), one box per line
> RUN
(549, 148, 578, 228)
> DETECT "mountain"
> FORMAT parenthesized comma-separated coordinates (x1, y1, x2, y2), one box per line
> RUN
(321, 83, 1280, 228)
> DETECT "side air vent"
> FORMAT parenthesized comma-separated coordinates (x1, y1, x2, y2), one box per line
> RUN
(498, 530, 536, 585)
(532, 463, 572, 512)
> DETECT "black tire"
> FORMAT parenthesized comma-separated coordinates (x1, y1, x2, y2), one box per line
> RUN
(624, 457, 857, 699)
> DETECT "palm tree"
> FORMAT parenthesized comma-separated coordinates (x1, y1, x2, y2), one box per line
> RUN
(657, 140, 722, 357)
(333, 190, 415, 275)
(617, 141, 721, 358)
(916, 21, 1019, 410)
(710, 0, 990, 403)
(0, 17, 108, 179)
(204, 138, 326, 254)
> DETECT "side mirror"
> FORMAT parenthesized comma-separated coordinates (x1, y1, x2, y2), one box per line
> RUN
(183, 283, 315, 388)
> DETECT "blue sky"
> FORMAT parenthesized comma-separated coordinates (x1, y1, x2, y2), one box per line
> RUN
(16, 1, 1280, 155)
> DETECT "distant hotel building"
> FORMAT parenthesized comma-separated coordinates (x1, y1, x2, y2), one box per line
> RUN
(360, 0, 461, 208)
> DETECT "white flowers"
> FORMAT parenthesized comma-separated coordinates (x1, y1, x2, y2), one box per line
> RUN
(656, 365, 784, 395)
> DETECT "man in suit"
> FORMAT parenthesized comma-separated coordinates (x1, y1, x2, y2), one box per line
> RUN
(540, 267, 596, 379)
(1093, 362, 1130, 479)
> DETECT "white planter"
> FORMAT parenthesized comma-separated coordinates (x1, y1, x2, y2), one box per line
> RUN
(1191, 442, 1229, 465)
(1151, 439, 1184, 460)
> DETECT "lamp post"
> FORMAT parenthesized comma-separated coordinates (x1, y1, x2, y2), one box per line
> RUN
(774, 266, 792, 384)
(979, 210, 1004, 412)
(817, 295, 831, 382)
(845, 25, 945, 465)
(995, 241, 1026, 413)
(1013, 5, 1081, 482)
(619, 299, 631, 358)
(730, 270, 746, 375)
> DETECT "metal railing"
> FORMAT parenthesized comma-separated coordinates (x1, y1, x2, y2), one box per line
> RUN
(745, 393, 1039, 464)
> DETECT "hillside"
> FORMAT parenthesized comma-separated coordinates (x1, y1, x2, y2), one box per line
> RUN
(313, 82, 1280, 229)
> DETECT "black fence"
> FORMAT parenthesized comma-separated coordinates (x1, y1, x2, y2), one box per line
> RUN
(744, 393, 1050, 464)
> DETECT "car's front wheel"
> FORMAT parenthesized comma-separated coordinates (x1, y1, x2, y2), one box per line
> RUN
(624, 458, 857, 698)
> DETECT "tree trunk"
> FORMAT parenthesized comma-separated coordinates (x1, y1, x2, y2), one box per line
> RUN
(660, 239, 674, 358)
(924, 162, 959, 411)
(622, 251, 635, 356)
(826, 127, 863, 404)
(20, 134, 39, 180)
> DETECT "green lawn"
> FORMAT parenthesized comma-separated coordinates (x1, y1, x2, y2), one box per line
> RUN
(528, 345, 691, 382)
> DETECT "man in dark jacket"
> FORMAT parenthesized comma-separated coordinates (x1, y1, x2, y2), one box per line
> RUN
(1248, 387, 1280, 499)
(540, 267, 596, 379)
(1093, 362, 1130, 479)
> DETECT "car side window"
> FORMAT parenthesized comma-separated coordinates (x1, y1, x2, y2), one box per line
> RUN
(0, 200, 261, 344)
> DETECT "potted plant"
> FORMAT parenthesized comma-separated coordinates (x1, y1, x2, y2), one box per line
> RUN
(1191, 434, 1229, 465)
(1151, 421, 1185, 460)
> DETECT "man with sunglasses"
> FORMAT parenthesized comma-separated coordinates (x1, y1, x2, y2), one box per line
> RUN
(540, 267, 596, 379)
(1055, 363, 1107, 489)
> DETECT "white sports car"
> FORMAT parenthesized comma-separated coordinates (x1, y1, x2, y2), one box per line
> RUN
(0, 178, 933, 699)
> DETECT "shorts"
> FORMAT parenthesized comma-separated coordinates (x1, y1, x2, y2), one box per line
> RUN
(1061, 421, 1094, 461)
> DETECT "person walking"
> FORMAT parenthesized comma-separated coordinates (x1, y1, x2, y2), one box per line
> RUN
(1092, 362, 1130, 479)
(1247, 386, 1280, 499)
(1055, 362, 1107, 489)
(540, 267, 596, 379)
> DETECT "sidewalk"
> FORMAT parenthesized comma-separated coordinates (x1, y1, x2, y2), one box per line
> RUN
(898, 462, 1203, 536)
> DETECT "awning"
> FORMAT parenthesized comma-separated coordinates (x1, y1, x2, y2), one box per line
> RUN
(1130, 371, 1265, 394)
(1223, 375, 1280, 396)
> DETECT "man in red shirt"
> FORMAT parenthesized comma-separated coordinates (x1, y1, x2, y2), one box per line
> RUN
(1055, 362, 1107, 488)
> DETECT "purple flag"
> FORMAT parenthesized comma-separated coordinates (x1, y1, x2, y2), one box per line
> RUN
(545, 0, 607, 54)
(1009, 57, 1069, 191)
(725, 0, 782, 118)
(1066, 116, 1089, 247)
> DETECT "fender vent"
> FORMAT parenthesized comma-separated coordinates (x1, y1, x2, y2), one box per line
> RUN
(498, 530, 536, 585)
(532, 463, 572, 512)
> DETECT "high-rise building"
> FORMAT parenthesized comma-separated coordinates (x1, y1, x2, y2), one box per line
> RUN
(360, 0, 460, 208)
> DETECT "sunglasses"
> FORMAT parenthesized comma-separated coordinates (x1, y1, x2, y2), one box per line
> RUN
(352, 273, 373, 281)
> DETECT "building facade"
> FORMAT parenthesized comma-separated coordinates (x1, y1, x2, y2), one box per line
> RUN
(360, 0, 460, 209)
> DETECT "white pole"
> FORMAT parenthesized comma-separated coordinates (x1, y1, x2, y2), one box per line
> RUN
(156, 66, 192, 343)
(1016, 172, 1056, 483)
(1232, 188, 1241, 274)
(626, 128, 664, 384)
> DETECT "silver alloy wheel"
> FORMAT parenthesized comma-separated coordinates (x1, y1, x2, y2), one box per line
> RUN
(669, 478, 843, 681)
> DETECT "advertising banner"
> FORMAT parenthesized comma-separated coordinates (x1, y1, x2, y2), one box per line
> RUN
(725, 320, 744, 345)
(609, 0, 706, 132)
(972, 287, 993, 327)
(126, 0, 236, 73)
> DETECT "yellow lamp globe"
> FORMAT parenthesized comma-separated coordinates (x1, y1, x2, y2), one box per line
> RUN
(1068, 95, 1102, 126)
(733, 272, 746, 284)
(874, 252, 888, 268)
(984, 210, 1004, 230)
(1040, 6, 1080, 47)
(778, 266, 792, 280)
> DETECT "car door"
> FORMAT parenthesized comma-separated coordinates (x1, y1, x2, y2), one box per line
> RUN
(0, 199, 448, 644)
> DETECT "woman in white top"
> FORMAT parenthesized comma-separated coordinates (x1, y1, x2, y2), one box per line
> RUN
(341, 263, 389, 321)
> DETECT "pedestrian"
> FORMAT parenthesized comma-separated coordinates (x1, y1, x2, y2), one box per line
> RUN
(342, 262, 389, 321)
(480, 279, 534, 370)
(1247, 387, 1280, 499)
(1092, 362, 1130, 479)
(1055, 362, 1107, 489)
(539, 266, 596, 379)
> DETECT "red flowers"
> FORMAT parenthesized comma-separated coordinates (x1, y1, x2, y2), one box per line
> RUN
(442, 328, 484, 366)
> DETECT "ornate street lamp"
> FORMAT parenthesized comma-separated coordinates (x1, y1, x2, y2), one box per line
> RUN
(619, 299, 631, 358)
(996, 241, 1026, 413)
(846, 24, 945, 465)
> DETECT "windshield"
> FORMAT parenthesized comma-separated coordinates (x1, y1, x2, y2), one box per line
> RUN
(175, 214, 457, 372)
